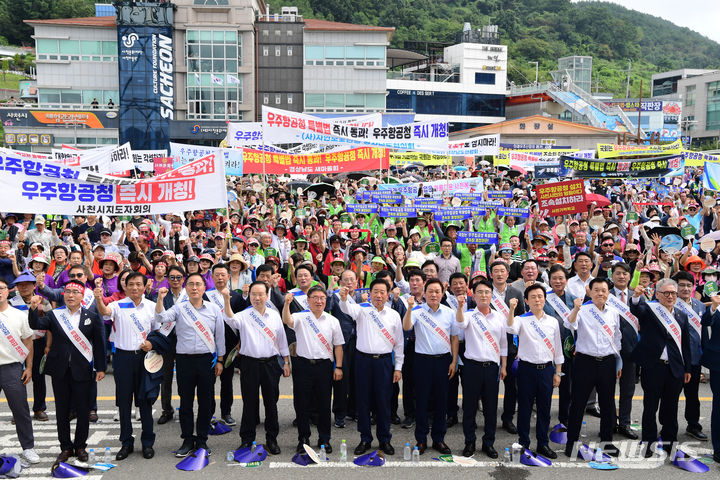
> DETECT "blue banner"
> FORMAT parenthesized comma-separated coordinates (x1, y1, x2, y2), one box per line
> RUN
(471, 200, 503, 209)
(704, 162, 720, 191)
(346, 203, 379, 214)
(456, 231, 499, 244)
(497, 207, 530, 218)
(414, 198, 443, 207)
(370, 192, 403, 204)
(434, 207, 485, 222)
(488, 190, 513, 199)
(378, 206, 418, 218)
(453, 192, 484, 201)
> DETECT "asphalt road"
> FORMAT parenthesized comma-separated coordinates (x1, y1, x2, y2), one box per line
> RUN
(0, 369, 715, 479)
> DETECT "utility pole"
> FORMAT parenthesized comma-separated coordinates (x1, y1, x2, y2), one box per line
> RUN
(625, 59, 631, 98)
(529, 61, 538, 84)
(637, 79, 643, 144)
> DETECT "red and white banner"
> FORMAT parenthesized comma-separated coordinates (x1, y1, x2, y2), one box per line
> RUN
(536, 179, 587, 217)
(242, 146, 389, 175)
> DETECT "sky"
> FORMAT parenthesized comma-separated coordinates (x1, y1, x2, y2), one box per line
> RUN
(572, 0, 720, 43)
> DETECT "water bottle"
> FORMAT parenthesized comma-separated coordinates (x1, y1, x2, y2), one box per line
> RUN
(226, 451, 235, 462)
(412, 446, 420, 464)
(594, 447, 603, 462)
(320, 444, 327, 462)
(403, 442, 411, 461)
(103, 447, 111, 463)
(512, 443, 522, 463)
(174, 407, 180, 423)
(88, 449, 95, 464)
(251, 441, 256, 453)
(581, 420, 587, 437)
(504, 447, 511, 464)
(340, 440, 347, 462)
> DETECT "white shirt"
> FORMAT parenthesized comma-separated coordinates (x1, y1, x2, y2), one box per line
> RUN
(0, 305, 33, 366)
(291, 310, 344, 360)
(408, 303, 457, 355)
(106, 297, 158, 350)
(339, 300, 404, 370)
(290, 288, 311, 311)
(155, 301, 226, 356)
(507, 312, 564, 365)
(565, 303, 621, 357)
(230, 307, 290, 358)
(458, 307, 508, 364)
(566, 275, 593, 300)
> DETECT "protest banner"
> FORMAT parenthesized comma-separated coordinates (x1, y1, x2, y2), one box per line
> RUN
(242, 147, 388, 175)
(596, 139, 683, 159)
(558, 154, 684, 178)
(153, 157, 174, 175)
(456, 231, 499, 244)
(494, 148, 580, 166)
(703, 162, 720, 191)
(0, 153, 227, 215)
(169, 142, 243, 175)
(132, 150, 168, 172)
(488, 190, 513, 199)
(346, 204, 379, 214)
(378, 206, 418, 218)
(445, 134, 500, 156)
(389, 152, 450, 166)
(49, 144, 134, 175)
(683, 150, 720, 167)
(536, 179, 586, 217)
(497, 206, 530, 218)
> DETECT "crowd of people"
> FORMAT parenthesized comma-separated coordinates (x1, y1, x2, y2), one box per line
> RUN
(0, 165, 718, 471)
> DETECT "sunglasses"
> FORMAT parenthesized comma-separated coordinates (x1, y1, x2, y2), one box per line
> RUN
(169, 275, 184, 281)
(602, 243, 614, 247)
(68, 273, 84, 279)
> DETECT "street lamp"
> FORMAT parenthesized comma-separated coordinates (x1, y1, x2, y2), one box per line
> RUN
(529, 61, 538, 84)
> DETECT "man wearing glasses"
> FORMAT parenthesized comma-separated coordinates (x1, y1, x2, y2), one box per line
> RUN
(28, 281, 106, 466)
(282, 286, 344, 454)
(630, 278, 692, 457)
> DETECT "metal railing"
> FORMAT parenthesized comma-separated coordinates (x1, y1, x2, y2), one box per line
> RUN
(508, 81, 556, 96)
(387, 71, 459, 83)
(0, 102, 117, 110)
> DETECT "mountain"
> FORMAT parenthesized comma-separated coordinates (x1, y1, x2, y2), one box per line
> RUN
(299, 0, 720, 97)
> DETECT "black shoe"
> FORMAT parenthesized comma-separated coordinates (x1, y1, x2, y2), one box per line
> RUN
(462, 442, 475, 457)
(502, 422, 517, 434)
(221, 415, 236, 427)
(536, 445, 557, 459)
(319, 442, 333, 454)
(142, 446, 155, 459)
(296, 437, 310, 454)
(115, 445, 133, 461)
(615, 424, 638, 440)
(391, 414, 402, 425)
(237, 441, 252, 450)
(446, 416, 458, 428)
(416, 441, 427, 455)
(354, 441, 371, 455)
(432, 441, 451, 455)
(603, 443, 620, 457)
(585, 405, 601, 418)
(379, 442, 395, 455)
(481, 444, 498, 459)
(686, 426, 708, 441)
(401, 417, 415, 429)
(266, 440, 281, 455)
(334, 418, 346, 428)
(175, 441, 195, 458)
(157, 412, 173, 425)
(713, 452, 720, 463)
(196, 443, 211, 456)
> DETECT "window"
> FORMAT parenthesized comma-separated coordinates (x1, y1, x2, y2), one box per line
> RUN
(275, 94, 281, 104)
(36, 38, 117, 62)
(325, 46, 344, 59)
(287, 46, 293, 56)
(287, 30, 293, 36)
(262, 29, 268, 36)
(194, 0, 229, 4)
(287, 93, 293, 104)
(686, 85, 696, 107)
(275, 30, 281, 36)
(262, 46, 269, 56)
(186, 29, 243, 120)
(475, 72, 496, 85)
(275, 46, 281, 57)
(263, 94, 269, 105)
(37, 39, 58, 54)
(305, 45, 324, 60)
(707, 81, 720, 130)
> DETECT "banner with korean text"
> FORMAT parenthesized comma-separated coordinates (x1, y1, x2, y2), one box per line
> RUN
(0, 154, 227, 216)
(445, 134, 500, 156)
(242, 147, 389, 175)
(261, 106, 448, 152)
(48, 144, 134, 175)
(389, 152, 451, 166)
(494, 148, 580, 166)
(536, 179, 586, 217)
(596, 139, 683, 159)
(558, 154, 684, 178)
(683, 150, 720, 167)
(169, 142, 243, 175)
(456, 231, 499, 244)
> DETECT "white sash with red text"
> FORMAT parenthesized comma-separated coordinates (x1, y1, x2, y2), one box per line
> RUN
(246, 308, 280, 354)
(468, 309, 500, 359)
(0, 310, 29, 362)
(522, 312, 556, 358)
(647, 301, 683, 358)
(491, 291, 511, 319)
(413, 306, 451, 348)
(56, 308, 94, 363)
(362, 303, 396, 349)
(674, 299, 702, 338)
(180, 303, 216, 353)
(301, 311, 333, 355)
(546, 293, 571, 321)
(606, 294, 640, 335)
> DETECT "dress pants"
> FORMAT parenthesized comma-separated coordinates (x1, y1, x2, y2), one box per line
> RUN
(501, 335, 518, 425)
(709, 369, 720, 454)
(639, 361, 684, 443)
(401, 339, 416, 420)
(566, 354, 617, 445)
(239, 355, 282, 444)
(516, 361, 553, 449)
(31, 336, 46, 413)
(447, 341, 465, 419)
(176, 353, 216, 444)
(558, 355, 573, 425)
(113, 350, 155, 448)
(52, 367, 91, 451)
(211, 357, 235, 417)
(332, 336, 356, 421)
(294, 356, 333, 443)
(0, 363, 34, 449)
(160, 348, 176, 415)
(355, 351, 393, 444)
(414, 353, 451, 443)
(461, 359, 499, 446)
(683, 364, 702, 430)
(617, 352, 636, 427)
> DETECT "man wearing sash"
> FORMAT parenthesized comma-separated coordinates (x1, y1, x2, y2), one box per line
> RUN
(673, 271, 708, 441)
(489, 260, 525, 435)
(0, 278, 39, 464)
(339, 279, 404, 456)
(283, 286, 344, 453)
(28, 281, 106, 465)
(95, 272, 159, 460)
(700, 293, 720, 463)
(207, 263, 243, 427)
(543, 265, 576, 427)
(155, 273, 226, 457)
(244, 264, 286, 314)
(157, 265, 187, 425)
(403, 279, 458, 455)
(610, 262, 640, 440)
(456, 279, 507, 458)
(630, 278, 691, 456)
(228, 281, 290, 456)
(563, 278, 622, 458)
(566, 252, 594, 301)
(506, 284, 563, 459)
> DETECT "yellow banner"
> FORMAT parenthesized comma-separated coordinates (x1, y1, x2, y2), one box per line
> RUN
(596, 139, 683, 159)
(493, 149, 579, 166)
(389, 152, 451, 166)
(683, 150, 720, 167)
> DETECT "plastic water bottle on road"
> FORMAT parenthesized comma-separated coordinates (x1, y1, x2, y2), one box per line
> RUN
(412, 446, 420, 464)
(320, 444, 327, 462)
(340, 440, 347, 462)
(404, 442, 411, 461)
(88, 449, 95, 464)
(226, 451, 234, 462)
(103, 447, 111, 463)
(504, 448, 511, 464)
